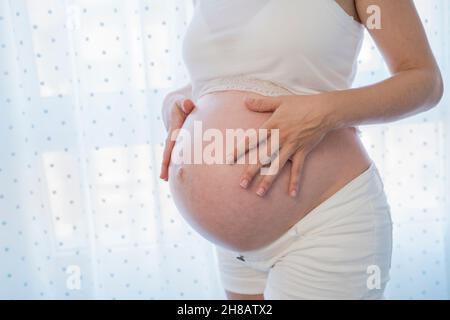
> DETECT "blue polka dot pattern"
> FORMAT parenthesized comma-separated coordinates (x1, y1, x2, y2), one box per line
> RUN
(0, 0, 449, 299)
(0, 0, 222, 300)
(353, 0, 450, 300)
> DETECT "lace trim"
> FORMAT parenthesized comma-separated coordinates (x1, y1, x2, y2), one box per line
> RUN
(195, 75, 295, 100)
(193, 75, 362, 135)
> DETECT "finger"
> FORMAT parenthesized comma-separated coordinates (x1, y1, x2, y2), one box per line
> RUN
(159, 127, 179, 180)
(244, 96, 282, 112)
(229, 131, 259, 165)
(181, 99, 195, 114)
(256, 146, 292, 197)
(160, 98, 194, 180)
(239, 161, 261, 189)
(160, 137, 175, 180)
(288, 150, 306, 197)
(226, 120, 274, 164)
(238, 135, 278, 188)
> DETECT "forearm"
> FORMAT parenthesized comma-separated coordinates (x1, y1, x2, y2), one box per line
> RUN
(325, 67, 443, 130)
(161, 83, 193, 130)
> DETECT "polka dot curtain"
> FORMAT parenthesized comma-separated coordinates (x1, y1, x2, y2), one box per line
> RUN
(0, 0, 223, 299)
(0, 0, 448, 299)
(354, 0, 450, 299)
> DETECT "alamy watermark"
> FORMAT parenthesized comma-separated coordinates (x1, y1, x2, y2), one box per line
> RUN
(365, 5, 382, 30)
(366, 265, 382, 290)
(66, 265, 81, 291)
(170, 120, 281, 175)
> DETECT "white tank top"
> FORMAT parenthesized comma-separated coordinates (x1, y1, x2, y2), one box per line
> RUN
(183, 0, 364, 101)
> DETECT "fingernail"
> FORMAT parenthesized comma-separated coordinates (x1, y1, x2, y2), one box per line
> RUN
(240, 179, 249, 189)
(290, 190, 297, 197)
(256, 187, 265, 197)
(245, 97, 255, 104)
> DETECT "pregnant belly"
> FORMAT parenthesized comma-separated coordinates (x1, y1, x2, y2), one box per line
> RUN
(168, 91, 371, 251)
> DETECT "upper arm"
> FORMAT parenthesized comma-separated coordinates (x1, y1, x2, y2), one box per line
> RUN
(355, 0, 438, 74)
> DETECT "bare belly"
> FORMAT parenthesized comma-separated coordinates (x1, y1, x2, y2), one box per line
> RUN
(168, 91, 371, 251)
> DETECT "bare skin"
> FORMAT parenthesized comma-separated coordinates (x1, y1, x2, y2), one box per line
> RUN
(336, 0, 361, 23)
(229, 0, 443, 197)
(224, 1, 360, 300)
(161, 0, 443, 300)
(168, 91, 370, 250)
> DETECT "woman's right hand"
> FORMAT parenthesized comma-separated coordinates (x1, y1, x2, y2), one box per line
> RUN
(160, 96, 196, 181)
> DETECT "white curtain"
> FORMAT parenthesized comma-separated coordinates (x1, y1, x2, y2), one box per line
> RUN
(0, 0, 448, 299)
(354, 0, 450, 299)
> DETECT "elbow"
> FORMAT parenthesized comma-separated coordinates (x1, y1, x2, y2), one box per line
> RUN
(425, 66, 444, 109)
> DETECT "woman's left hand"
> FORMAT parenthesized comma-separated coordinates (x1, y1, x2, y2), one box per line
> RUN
(227, 94, 337, 198)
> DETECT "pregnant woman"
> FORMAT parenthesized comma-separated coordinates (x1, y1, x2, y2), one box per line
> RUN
(160, 0, 443, 299)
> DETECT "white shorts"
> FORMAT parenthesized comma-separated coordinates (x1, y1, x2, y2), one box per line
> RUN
(215, 162, 393, 299)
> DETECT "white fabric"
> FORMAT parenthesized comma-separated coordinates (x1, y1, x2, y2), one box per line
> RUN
(0, 0, 448, 300)
(216, 163, 393, 299)
(0, 0, 223, 300)
(183, 0, 364, 100)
